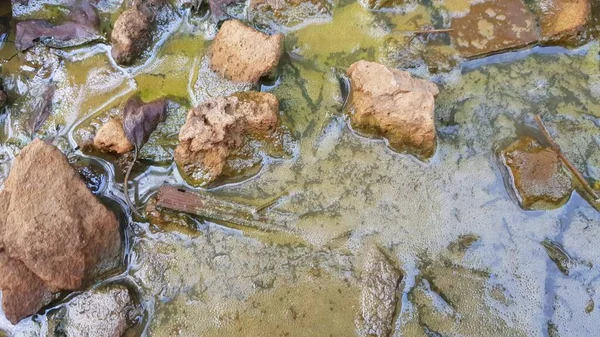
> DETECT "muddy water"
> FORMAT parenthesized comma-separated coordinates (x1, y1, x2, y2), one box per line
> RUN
(1, 0, 600, 336)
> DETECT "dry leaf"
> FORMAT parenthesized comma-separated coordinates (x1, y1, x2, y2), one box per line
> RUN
(122, 96, 168, 149)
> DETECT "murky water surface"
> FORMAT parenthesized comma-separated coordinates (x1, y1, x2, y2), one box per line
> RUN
(0, 0, 599, 336)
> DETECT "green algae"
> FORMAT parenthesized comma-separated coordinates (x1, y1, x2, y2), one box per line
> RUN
(0, 1, 599, 336)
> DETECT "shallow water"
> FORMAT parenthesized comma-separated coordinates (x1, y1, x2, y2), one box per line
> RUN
(0, 0, 599, 336)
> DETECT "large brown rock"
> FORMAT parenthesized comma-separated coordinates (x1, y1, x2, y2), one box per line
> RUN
(93, 118, 134, 154)
(501, 136, 573, 210)
(531, 0, 591, 42)
(346, 60, 439, 159)
(0, 139, 121, 324)
(209, 20, 284, 84)
(450, 0, 538, 58)
(174, 92, 279, 185)
(0, 253, 52, 325)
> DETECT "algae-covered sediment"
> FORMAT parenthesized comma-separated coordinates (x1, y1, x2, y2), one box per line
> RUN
(0, 0, 599, 336)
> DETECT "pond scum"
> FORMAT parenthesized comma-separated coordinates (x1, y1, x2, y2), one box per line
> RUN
(0, 0, 600, 336)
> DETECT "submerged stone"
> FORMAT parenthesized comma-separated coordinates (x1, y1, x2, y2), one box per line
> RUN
(48, 285, 140, 337)
(358, 0, 405, 10)
(209, 20, 284, 83)
(449, 0, 538, 58)
(356, 247, 402, 337)
(93, 118, 134, 154)
(174, 92, 281, 186)
(248, 0, 333, 31)
(501, 136, 573, 210)
(346, 60, 439, 159)
(0, 139, 121, 324)
(530, 0, 591, 42)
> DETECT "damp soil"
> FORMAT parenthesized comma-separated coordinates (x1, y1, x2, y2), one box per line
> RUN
(0, 0, 600, 336)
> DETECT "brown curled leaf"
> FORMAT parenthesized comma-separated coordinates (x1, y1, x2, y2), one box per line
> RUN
(15, 0, 101, 52)
(122, 96, 168, 149)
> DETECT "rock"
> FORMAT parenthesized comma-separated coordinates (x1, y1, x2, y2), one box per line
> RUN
(248, 0, 332, 31)
(48, 285, 139, 337)
(0, 252, 53, 325)
(110, 8, 152, 65)
(531, 0, 591, 42)
(174, 92, 280, 185)
(93, 118, 134, 154)
(346, 60, 439, 159)
(449, 0, 538, 58)
(501, 136, 573, 210)
(356, 247, 402, 337)
(0, 139, 121, 323)
(209, 20, 284, 84)
(358, 0, 404, 10)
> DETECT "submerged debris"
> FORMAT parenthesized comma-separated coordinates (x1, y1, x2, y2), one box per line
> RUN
(15, 0, 102, 51)
(248, 0, 333, 31)
(154, 185, 297, 234)
(47, 284, 141, 337)
(358, 0, 403, 10)
(449, 0, 538, 58)
(501, 136, 573, 210)
(346, 60, 439, 159)
(174, 92, 281, 185)
(0, 87, 6, 110)
(209, 19, 284, 83)
(356, 246, 402, 337)
(0, 140, 121, 324)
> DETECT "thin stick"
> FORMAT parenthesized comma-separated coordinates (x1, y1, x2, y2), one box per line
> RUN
(534, 115, 599, 202)
(155, 185, 298, 234)
(124, 147, 142, 218)
(396, 28, 454, 35)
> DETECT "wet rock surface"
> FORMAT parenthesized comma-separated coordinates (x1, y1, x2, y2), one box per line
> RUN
(94, 118, 134, 154)
(175, 92, 281, 185)
(358, 0, 403, 10)
(501, 136, 573, 210)
(0, 140, 121, 323)
(346, 60, 439, 159)
(531, 0, 591, 42)
(0, 253, 52, 326)
(209, 20, 284, 83)
(249, 0, 333, 31)
(111, 8, 152, 65)
(47, 285, 140, 337)
(450, 0, 538, 58)
(357, 247, 402, 337)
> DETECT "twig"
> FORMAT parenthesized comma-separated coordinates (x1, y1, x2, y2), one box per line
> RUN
(124, 147, 142, 218)
(534, 115, 599, 202)
(155, 185, 298, 234)
(396, 28, 454, 35)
